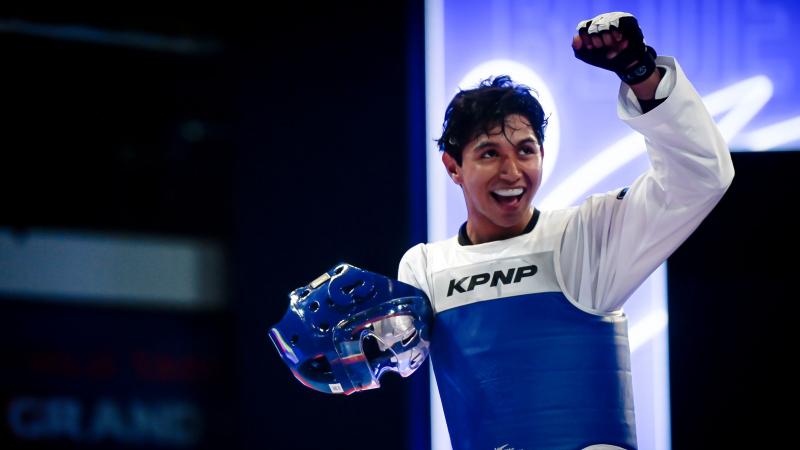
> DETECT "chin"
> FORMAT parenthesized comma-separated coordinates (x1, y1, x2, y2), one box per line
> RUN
(492, 213, 527, 229)
(495, 206, 531, 227)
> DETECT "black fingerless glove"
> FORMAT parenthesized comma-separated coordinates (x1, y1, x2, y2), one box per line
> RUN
(574, 15, 657, 86)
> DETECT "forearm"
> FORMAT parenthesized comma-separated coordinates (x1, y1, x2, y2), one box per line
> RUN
(631, 67, 667, 113)
(572, 59, 733, 312)
(622, 57, 734, 195)
(629, 67, 662, 101)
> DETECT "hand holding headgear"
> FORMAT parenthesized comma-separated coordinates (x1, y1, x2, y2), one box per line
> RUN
(573, 12, 657, 86)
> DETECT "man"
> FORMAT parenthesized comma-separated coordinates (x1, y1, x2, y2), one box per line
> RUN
(398, 12, 734, 450)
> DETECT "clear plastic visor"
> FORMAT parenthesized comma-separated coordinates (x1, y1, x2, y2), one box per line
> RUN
(333, 297, 431, 392)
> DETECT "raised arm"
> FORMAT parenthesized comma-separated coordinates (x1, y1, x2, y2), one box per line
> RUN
(560, 12, 735, 312)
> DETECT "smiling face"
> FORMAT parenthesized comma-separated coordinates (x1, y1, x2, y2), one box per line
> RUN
(443, 114, 544, 244)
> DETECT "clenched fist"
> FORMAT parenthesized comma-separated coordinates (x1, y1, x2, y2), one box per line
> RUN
(572, 12, 657, 86)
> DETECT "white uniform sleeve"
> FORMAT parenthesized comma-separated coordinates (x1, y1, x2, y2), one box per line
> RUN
(559, 56, 735, 313)
(398, 243, 432, 302)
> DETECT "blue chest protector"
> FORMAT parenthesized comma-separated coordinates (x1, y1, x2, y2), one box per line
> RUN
(432, 292, 637, 450)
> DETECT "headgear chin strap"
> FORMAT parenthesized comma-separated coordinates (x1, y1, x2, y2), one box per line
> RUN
(269, 263, 433, 395)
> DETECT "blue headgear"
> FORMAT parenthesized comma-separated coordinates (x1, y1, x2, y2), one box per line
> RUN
(269, 263, 433, 395)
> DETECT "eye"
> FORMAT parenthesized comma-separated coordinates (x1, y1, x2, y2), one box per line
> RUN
(480, 149, 497, 159)
(519, 145, 538, 155)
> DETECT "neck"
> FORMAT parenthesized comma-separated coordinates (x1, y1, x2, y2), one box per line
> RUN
(466, 208, 534, 245)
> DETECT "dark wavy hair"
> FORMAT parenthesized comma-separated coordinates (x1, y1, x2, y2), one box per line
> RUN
(436, 75, 548, 165)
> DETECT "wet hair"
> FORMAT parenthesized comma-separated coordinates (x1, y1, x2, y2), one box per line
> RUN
(437, 75, 548, 165)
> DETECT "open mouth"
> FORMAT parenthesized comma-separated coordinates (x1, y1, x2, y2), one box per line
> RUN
(491, 188, 525, 206)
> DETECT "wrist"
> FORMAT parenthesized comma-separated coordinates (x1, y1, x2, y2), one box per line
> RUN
(630, 66, 664, 101)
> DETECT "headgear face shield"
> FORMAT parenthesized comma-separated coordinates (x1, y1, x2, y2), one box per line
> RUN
(269, 263, 433, 395)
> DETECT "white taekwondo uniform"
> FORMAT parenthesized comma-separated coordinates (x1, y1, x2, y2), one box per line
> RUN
(398, 57, 734, 450)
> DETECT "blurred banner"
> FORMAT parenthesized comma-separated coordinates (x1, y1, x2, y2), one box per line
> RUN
(0, 230, 233, 449)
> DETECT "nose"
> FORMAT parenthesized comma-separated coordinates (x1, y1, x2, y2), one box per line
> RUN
(499, 155, 522, 181)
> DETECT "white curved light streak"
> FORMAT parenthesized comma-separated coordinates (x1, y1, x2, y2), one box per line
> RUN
(539, 133, 643, 210)
(737, 115, 800, 151)
(456, 60, 560, 188)
(540, 75, 774, 209)
(703, 75, 773, 141)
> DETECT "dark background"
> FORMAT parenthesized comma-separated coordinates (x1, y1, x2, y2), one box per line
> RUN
(1, 3, 795, 450)
(667, 151, 798, 449)
(1, 3, 427, 450)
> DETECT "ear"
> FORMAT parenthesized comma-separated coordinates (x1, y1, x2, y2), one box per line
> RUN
(441, 152, 462, 185)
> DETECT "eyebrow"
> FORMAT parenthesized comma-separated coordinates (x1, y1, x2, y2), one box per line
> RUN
(471, 136, 538, 152)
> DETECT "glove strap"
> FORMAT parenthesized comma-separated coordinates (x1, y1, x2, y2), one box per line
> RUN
(617, 45, 657, 85)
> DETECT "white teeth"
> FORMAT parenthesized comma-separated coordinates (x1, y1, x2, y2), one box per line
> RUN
(493, 188, 524, 197)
